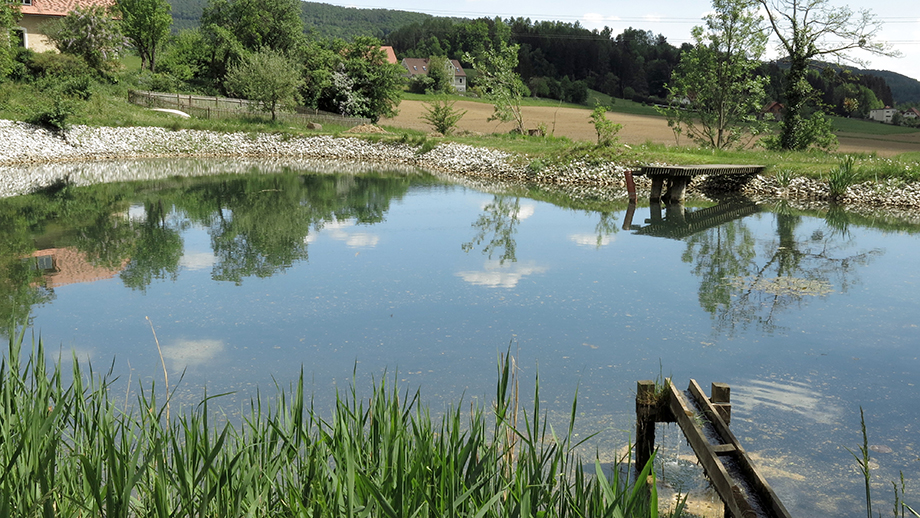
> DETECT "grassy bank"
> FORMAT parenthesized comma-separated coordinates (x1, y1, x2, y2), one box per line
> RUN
(1, 330, 666, 517)
(2, 70, 918, 186)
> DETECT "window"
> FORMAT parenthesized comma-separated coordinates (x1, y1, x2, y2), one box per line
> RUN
(22, 0, 31, 5)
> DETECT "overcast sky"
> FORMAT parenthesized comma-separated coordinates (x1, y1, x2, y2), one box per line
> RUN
(318, 0, 920, 82)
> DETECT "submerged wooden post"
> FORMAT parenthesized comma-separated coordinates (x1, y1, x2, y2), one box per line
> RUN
(636, 380, 657, 470)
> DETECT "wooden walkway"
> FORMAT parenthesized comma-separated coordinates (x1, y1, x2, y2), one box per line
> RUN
(636, 379, 792, 518)
(626, 164, 765, 202)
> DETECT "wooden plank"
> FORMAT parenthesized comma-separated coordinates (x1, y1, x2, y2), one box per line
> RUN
(639, 164, 765, 177)
(667, 382, 754, 518)
(687, 380, 793, 518)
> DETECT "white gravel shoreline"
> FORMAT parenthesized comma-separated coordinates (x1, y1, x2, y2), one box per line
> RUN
(1, 119, 918, 208)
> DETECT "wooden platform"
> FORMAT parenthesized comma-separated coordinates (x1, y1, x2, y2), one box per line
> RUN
(636, 379, 792, 518)
(627, 164, 765, 202)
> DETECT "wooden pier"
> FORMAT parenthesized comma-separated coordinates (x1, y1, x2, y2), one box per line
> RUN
(626, 165, 765, 203)
(636, 379, 792, 518)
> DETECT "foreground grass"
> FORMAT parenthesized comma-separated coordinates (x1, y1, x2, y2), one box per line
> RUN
(0, 330, 663, 517)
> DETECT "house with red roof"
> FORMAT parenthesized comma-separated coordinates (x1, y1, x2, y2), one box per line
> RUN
(401, 57, 467, 93)
(379, 46, 397, 65)
(18, 0, 115, 52)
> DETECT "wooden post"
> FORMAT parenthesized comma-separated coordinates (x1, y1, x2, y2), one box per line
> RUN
(649, 178, 664, 202)
(625, 170, 637, 202)
(622, 201, 637, 231)
(711, 382, 731, 425)
(636, 380, 657, 470)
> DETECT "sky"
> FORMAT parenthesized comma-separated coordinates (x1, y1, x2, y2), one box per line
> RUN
(319, 0, 920, 82)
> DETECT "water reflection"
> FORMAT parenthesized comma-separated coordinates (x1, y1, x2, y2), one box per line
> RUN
(461, 196, 535, 264)
(1, 164, 920, 517)
(457, 260, 549, 288)
(733, 379, 842, 425)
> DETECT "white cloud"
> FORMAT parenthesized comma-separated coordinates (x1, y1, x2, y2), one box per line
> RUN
(345, 233, 380, 248)
(480, 202, 535, 220)
(180, 251, 216, 271)
(162, 338, 226, 369)
(457, 260, 548, 288)
(304, 218, 380, 248)
(569, 233, 614, 247)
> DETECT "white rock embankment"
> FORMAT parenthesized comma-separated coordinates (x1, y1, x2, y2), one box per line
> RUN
(1, 119, 918, 209)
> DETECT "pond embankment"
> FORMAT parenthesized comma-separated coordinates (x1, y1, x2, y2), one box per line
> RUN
(1, 119, 919, 209)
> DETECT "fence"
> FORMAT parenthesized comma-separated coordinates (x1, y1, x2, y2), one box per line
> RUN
(128, 90, 372, 127)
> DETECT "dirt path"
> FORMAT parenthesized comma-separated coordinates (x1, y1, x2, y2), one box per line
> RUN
(383, 99, 918, 157)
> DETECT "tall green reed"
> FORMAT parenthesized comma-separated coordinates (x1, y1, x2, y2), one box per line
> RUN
(1, 330, 662, 517)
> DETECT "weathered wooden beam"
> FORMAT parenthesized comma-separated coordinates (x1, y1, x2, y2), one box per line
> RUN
(668, 382, 755, 518)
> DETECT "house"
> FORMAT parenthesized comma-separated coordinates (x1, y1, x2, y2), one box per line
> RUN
(401, 57, 467, 93)
(17, 0, 115, 52)
(379, 46, 398, 65)
(760, 101, 784, 122)
(902, 107, 920, 120)
(869, 106, 898, 124)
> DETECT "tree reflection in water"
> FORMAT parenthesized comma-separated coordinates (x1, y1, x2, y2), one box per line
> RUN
(462, 196, 523, 264)
(683, 201, 881, 335)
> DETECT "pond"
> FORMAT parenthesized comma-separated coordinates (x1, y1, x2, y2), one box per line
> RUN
(1, 159, 918, 517)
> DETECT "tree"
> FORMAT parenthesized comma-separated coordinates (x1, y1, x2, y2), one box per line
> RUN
(199, 0, 305, 83)
(660, 0, 768, 149)
(318, 36, 404, 122)
(757, 0, 900, 150)
(114, 0, 171, 72)
(420, 99, 466, 135)
(425, 55, 455, 94)
(465, 32, 527, 134)
(44, 6, 127, 73)
(224, 49, 303, 121)
(0, 0, 21, 79)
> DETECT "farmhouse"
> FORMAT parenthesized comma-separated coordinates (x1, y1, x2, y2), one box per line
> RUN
(17, 0, 115, 52)
(401, 57, 467, 93)
(868, 106, 898, 124)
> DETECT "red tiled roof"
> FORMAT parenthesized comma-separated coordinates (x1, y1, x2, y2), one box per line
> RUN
(20, 0, 115, 17)
(380, 46, 398, 65)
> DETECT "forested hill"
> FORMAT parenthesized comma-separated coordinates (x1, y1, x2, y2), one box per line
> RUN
(298, 2, 436, 40)
(168, 0, 436, 37)
(165, 0, 920, 106)
(864, 70, 920, 104)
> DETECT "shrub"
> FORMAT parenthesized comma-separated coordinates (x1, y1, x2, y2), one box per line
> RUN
(827, 156, 861, 201)
(589, 102, 622, 147)
(28, 97, 79, 132)
(420, 99, 466, 135)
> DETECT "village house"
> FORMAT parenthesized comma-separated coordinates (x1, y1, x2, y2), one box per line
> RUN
(17, 0, 114, 52)
(868, 106, 898, 124)
(401, 57, 467, 93)
(379, 46, 398, 65)
(760, 101, 784, 122)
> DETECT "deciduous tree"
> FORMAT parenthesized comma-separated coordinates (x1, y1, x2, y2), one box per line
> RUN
(224, 49, 303, 121)
(114, 0, 171, 72)
(756, 0, 900, 150)
(44, 6, 127, 73)
(0, 0, 21, 78)
(660, 0, 768, 149)
(465, 30, 527, 134)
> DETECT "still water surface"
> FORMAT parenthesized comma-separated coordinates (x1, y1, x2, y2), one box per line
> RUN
(2, 162, 919, 516)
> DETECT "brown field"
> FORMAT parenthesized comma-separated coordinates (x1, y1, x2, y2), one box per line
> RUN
(382, 99, 920, 157)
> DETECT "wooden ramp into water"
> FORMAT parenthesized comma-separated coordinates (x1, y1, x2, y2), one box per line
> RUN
(636, 380, 792, 518)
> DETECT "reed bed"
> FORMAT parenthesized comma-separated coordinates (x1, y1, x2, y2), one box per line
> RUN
(0, 330, 660, 518)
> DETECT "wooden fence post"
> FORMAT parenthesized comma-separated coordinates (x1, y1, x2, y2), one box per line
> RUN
(636, 380, 657, 470)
